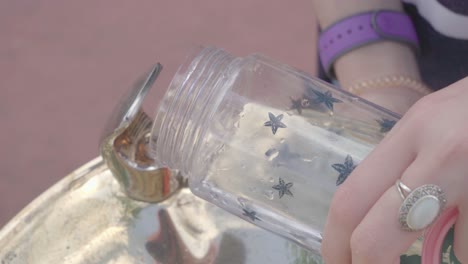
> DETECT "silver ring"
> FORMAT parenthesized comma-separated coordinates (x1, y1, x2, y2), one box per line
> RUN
(396, 180, 446, 232)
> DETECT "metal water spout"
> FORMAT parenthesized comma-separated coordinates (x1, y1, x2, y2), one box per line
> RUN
(100, 64, 185, 203)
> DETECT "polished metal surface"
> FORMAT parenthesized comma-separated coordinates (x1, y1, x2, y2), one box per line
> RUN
(101, 63, 161, 141)
(100, 64, 183, 203)
(0, 157, 323, 264)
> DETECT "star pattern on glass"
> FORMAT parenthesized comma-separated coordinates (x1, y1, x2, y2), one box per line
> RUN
(331, 155, 357, 186)
(272, 177, 293, 198)
(310, 90, 342, 111)
(264, 112, 287, 135)
(377, 118, 397, 133)
(289, 96, 304, 115)
(242, 208, 260, 221)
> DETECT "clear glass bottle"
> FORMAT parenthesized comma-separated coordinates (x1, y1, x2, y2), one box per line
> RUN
(149, 47, 399, 254)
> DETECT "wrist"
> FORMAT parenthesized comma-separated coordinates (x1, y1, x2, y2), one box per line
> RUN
(335, 41, 421, 89)
(358, 86, 425, 115)
(347, 74, 431, 96)
(316, 6, 421, 84)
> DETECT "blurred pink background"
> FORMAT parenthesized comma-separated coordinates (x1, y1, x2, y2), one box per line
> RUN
(0, 0, 317, 227)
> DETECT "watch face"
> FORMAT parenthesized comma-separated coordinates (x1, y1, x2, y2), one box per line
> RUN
(101, 63, 162, 142)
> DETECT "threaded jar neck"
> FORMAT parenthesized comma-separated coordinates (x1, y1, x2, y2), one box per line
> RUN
(150, 47, 239, 175)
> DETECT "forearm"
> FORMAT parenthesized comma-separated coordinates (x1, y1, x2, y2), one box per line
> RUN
(312, 0, 425, 114)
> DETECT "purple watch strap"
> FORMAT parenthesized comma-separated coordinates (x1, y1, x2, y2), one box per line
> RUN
(319, 10, 419, 77)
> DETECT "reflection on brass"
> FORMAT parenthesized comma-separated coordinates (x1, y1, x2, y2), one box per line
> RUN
(145, 208, 219, 263)
(0, 159, 323, 263)
(99, 63, 183, 203)
(101, 110, 182, 203)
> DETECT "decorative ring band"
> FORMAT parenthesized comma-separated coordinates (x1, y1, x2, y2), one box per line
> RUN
(396, 180, 447, 232)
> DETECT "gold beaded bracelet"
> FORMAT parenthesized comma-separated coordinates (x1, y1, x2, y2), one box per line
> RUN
(346, 75, 433, 96)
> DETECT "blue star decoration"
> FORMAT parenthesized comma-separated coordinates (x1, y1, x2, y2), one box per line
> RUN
(309, 89, 342, 111)
(331, 155, 357, 186)
(377, 118, 397, 133)
(272, 177, 294, 198)
(264, 112, 287, 135)
(242, 209, 260, 221)
(289, 96, 304, 115)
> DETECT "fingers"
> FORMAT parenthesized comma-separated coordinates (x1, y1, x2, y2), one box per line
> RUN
(322, 78, 468, 264)
(454, 206, 468, 262)
(350, 152, 461, 264)
(350, 187, 419, 264)
(321, 125, 417, 263)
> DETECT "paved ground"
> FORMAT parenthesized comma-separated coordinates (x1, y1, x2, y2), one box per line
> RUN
(0, 0, 317, 227)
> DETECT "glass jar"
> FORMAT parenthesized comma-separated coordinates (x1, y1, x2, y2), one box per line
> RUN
(149, 47, 399, 254)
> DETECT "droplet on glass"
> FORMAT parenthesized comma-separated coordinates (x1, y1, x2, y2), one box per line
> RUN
(263, 190, 275, 200)
(237, 197, 248, 207)
(210, 191, 219, 200)
(239, 110, 246, 118)
(221, 198, 228, 205)
(265, 148, 279, 161)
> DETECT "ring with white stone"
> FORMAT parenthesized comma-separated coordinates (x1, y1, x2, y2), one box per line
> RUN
(396, 180, 447, 232)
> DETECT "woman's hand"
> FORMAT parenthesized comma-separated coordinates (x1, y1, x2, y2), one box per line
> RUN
(322, 77, 468, 263)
